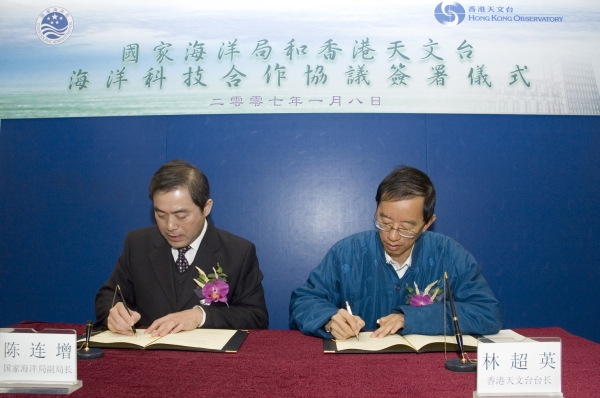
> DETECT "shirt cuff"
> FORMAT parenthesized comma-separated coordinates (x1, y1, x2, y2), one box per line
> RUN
(193, 305, 207, 328)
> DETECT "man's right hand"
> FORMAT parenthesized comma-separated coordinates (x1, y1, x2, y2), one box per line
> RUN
(107, 302, 141, 336)
(325, 308, 365, 341)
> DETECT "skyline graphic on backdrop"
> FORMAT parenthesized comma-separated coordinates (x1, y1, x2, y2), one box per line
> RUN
(0, 0, 599, 118)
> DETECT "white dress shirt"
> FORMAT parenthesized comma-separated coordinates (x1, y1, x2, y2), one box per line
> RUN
(384, 246, 414, 280)
(170, 220, 208, 327)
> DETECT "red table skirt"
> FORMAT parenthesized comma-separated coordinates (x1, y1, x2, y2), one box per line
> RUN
(4, 322, 599, 398)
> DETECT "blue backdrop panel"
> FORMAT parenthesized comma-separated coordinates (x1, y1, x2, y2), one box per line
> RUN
(427, 114, 600, 342)
(0, 113, 599, 343)
(0, 117, 167, 326)
(164, 113, 427, 328)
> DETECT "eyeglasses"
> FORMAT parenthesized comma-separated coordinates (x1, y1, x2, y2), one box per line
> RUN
(373, 219, 418, 239)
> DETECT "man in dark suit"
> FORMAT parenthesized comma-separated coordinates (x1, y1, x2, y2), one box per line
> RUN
(95, 160, 269, 336)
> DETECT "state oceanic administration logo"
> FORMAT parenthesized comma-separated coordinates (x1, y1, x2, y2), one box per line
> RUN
(434, 2, 466, 26)
(36, 7, 73, 45)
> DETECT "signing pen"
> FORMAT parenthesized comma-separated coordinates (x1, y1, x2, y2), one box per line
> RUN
(345, 301, 360, 342)
(116, 285, 137, 336)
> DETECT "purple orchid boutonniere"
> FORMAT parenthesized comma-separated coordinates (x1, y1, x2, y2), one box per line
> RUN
(405, 280, 443, 307)
(194, 263, 229, 307)
(202, 280, 229, 305)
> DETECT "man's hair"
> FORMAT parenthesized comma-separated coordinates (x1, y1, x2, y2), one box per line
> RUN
(148, 159, 210, 209)
(375, 165, 436, 223)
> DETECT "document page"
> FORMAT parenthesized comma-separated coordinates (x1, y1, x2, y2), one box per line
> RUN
(403, 333, 479, 351)
(335, 332, 411, 351)
(333, 330, 522, 352)
(154, 329, 238, 351)
(88, 329, 160, 347)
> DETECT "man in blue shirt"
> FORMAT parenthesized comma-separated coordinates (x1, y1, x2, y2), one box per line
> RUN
(290, 166, 502, 340)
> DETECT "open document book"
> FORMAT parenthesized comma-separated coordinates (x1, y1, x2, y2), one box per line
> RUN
(78, 328, 248, 353)
(324, 329, 525, 353)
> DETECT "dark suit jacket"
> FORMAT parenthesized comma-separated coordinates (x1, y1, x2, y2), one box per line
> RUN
(94, 223, 269, 329)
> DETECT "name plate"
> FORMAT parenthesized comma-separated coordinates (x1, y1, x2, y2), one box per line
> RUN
(476, 336, 562, 397)
(0, 328, 78, 385)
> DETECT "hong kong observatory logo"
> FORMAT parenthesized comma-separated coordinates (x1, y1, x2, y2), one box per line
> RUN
(36, 7, 73, 45)
(434, 2, 466, 26)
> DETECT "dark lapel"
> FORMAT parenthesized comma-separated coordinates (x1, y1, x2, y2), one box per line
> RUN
(148, 229, 178, 311)
(175, 222, 221, 310)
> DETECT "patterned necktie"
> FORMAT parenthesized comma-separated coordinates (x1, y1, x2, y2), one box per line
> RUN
(175, 246, 192, 273)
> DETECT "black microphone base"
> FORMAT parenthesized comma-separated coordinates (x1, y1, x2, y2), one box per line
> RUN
(445, 358, 477, 372)
(77, 347, 104, 360)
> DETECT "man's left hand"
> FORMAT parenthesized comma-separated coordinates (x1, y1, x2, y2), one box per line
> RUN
(145, 307, 204, 337)
(370, 313, 405, 338)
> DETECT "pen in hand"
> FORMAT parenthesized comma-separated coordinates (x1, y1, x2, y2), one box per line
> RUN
(345, 301, 360, 342)
(116, 285, 137, 336)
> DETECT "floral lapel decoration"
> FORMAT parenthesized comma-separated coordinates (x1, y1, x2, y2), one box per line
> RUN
(194, 263, 229, 307)
(405, 280, 443, 306)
